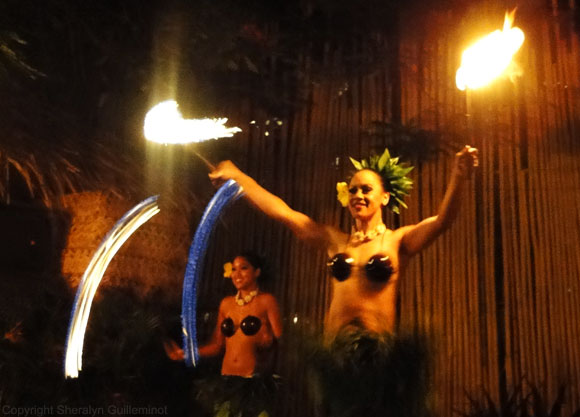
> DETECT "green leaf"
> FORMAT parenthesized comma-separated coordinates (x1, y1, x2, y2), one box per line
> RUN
(378, 150, 389, 171)
(349, 157, 362, 170)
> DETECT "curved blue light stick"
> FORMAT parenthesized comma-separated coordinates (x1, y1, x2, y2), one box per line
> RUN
(64, 195, 160, 378)
(182, 179, 243, 366)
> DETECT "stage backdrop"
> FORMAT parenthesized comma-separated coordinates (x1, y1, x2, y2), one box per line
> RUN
(193, 2, 580, 416)
(59, 2, 580, 416)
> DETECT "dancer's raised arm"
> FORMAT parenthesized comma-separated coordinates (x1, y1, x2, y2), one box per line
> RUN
(209, 160, 339, 249)
(400, 145, 478, 256)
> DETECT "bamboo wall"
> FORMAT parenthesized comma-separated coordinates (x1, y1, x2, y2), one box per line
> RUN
(58, 3, 580, 416)
(61, 192, 190, 300)
(196, 3, 580, 417)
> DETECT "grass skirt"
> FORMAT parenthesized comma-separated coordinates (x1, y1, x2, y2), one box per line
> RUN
(307, 327, 433, 417)
(194, 374, 281, 417)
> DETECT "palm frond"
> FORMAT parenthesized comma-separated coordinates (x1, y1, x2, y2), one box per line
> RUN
(460, 380, 578, 417)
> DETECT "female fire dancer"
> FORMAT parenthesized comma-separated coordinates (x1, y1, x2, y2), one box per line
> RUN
(208, 146, 478, 417)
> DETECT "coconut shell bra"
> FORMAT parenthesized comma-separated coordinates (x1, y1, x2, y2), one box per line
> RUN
(221, 316, 262, 337)
(327, 253, 394, 282)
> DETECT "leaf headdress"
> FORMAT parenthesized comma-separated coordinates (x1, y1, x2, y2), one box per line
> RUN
(341, 148, 414, 214)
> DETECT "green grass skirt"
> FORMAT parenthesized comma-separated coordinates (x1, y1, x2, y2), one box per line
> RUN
(307, 328, 433, 417)
(194, 374, 281, 417)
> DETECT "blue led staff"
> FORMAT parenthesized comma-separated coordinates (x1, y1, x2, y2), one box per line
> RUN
(181, 179, 243, 366)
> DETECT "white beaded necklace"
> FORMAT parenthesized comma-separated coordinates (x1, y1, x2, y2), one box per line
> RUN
(235, 289, 259, 306)
(351, 223, 386, 243)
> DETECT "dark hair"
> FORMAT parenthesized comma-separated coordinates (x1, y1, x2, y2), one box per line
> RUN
(236, 251, 262, 269)
(234, 251, 270, 282)
(349, 168, 388, 192)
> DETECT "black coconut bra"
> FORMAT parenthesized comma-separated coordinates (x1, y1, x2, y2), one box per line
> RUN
(220, 316, 262, 337)
(327, 253, 394, 282)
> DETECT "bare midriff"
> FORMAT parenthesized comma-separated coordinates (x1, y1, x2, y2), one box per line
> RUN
(221, 336, 258, 376)
(324, 271, 399, 343)
(220, 303, 276, 376)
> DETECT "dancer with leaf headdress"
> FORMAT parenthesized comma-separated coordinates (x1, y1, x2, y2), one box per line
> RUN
(209, 145, 478, 417)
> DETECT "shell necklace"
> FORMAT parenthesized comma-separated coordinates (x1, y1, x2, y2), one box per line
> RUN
(235, 289, 259, 306)
(351, 223, 386, 243)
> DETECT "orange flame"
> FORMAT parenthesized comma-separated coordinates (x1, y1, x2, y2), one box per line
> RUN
(144, 100, 241, 144)
(456, 9, 525, 91)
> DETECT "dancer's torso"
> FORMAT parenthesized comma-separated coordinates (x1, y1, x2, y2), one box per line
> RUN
(220, 294, 276, 376)
(325, 228, 407, 343)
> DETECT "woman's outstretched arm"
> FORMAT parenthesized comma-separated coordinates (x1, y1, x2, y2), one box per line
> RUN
(209, 160, 338, 249)
(400, 145, 478, 256)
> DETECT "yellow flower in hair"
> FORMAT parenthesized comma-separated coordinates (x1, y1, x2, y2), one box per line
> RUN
(336, 182, 349, 207)
(223, 262, 233, 278)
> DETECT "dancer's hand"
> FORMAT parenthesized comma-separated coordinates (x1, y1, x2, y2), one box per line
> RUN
(453, 145, 479, 179)
(163, 339, 184, 361)
(208, 160, 243, 188)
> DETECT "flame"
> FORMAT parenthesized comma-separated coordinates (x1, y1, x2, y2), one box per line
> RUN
(456, 10, 525, 91)
(144, 100, 241, 144)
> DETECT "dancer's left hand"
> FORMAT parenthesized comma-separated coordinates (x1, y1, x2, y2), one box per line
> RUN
(454, 145, 479, 179)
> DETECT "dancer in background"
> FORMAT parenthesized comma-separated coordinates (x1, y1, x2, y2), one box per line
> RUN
(165, 251, 282, 416)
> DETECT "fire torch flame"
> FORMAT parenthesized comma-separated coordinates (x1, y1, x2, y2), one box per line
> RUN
(144, 100, 241, 144)
(456, 10, 525, 91)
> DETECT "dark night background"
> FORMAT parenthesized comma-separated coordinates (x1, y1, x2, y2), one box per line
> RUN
(2, 1, 580, 416)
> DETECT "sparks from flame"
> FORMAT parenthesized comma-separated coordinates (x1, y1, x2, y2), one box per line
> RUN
(64, 196, 160, 378)
(456, 10, 525, 91)
(144, 100, 241, 144)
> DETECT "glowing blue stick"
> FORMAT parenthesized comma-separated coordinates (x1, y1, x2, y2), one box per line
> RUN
(182, 179, 243, 366)
(64, 195, 160, 378)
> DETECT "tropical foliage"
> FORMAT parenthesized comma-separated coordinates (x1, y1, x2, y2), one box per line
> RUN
(458, 381, 580, 417)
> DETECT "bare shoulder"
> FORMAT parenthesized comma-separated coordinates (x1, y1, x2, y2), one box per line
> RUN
(220, 296, 236, 311)
(383, 226, 414, 256)
(257, 293, 281, 315)
(327, 224, 348, 241)
(384, 226, 409, 243)
(325, 225, 349, 253)
(257, 292, 280, 306)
